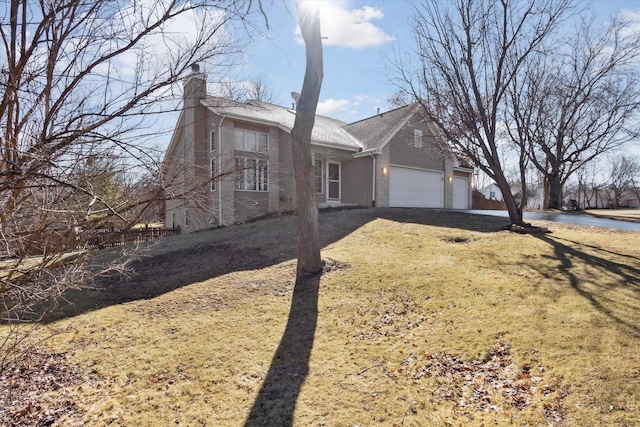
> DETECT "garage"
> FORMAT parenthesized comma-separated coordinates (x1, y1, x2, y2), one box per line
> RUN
(389, 166, 444, 208)
(453, 176, 469, 209)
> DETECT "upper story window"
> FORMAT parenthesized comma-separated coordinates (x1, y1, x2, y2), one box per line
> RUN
(210, 130, 217, 152)
(413, 129, 424, 148)
(234, 129, 268, 153)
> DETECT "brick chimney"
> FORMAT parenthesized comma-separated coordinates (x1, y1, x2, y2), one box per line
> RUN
(184, 63, 206, 104)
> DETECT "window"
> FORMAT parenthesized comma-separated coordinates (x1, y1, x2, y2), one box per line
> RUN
(233, 129, 268, 153)
(314, 160, 323, 194)
(211, 130, 218, 151)
(211, 158, 217, 191)
(414, 129, 424, 148)
(235, 157, 268, 191)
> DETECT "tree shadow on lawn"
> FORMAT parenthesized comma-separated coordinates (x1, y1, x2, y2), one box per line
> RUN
(375, 207, 509, 233)
(244, 273, 319, 426)
(530, 233, 640, 338)
(44, 208, 505, 322)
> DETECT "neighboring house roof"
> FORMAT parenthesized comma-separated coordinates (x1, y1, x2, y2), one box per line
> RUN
(201, 97, 362, 150)
(342, 104, 417, 150)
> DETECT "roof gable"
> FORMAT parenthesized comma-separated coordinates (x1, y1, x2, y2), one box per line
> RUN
(342, 104, 417, 150)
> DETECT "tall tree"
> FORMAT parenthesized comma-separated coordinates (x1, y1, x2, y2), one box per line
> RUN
(394, 0, 574, 225)
(290, 0, 323, 277)
(506, 15, 640, 209)
(0, 0, 260, 369)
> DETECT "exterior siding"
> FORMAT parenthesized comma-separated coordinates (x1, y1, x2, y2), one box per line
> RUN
(234, 191, 270, 222)
(165, 74, 214, 232)
(443, 158, 454, 209)
(376, 143, 391, 207)
(341, 156, 373, 205)
(217, 117, 237, 226)
(278, 131, 296, 211)
(267, 126, 281, 213)
(389, 116, 445, 172)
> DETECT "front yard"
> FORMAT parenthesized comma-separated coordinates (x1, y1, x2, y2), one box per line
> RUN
(2, 208, 639, 426)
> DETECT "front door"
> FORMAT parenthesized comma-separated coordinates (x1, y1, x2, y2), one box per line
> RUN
(327, 162, 341, 200)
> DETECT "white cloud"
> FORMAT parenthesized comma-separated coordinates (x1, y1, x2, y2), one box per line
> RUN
(617, 9, 640, 38)
(316, 98, 353, 116)
(295, 4, 394, 49)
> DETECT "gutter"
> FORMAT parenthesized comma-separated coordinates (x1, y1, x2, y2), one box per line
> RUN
(352, 147, 380, 158)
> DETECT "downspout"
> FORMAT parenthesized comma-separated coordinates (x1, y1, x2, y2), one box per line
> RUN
(217, 115, 225, 227)
(371, 154, 376, 207)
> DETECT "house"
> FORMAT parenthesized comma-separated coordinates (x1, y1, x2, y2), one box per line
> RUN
(478, 183, 503, 201)
(161, 66, 474, 232)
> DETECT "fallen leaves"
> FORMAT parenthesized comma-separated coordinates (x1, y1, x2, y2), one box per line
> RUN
(405, 342, 568, 424)
(0, 345, 82, 426)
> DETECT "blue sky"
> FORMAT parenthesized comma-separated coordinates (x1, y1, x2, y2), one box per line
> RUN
(230, 0, 640, 124)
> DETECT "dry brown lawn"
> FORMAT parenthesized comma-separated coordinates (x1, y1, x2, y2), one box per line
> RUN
(2, 208, 639, 426)
(585, 207, 640, 222)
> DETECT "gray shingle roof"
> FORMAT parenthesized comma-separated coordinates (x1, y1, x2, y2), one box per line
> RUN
(201, 98, 429, 154)
(342, 104, 417, 150)
(201, 97, 362, 150)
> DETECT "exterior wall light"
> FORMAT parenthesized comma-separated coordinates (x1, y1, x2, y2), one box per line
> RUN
(382, 166, 388, 176)
(449, 176, 453, 183)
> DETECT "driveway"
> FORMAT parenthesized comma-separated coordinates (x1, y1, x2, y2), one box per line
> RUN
(466, 209, 640, 232)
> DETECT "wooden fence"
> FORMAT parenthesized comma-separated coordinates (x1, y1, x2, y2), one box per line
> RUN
(472, 194, 507, 210)
(15, 226, 178, 257)
(80, 227, 177, 250)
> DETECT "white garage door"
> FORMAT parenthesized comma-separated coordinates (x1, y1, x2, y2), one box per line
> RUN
(389, 167, 444, 208)
(453, 176, 469, 209)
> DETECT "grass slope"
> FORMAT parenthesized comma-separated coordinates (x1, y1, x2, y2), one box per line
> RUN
(4, 208, 640, 426)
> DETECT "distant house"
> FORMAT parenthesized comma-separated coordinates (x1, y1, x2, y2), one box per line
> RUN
(161, 67, 474, 232)
(567, 188, 640, 209)
(478, 183, 503, 201)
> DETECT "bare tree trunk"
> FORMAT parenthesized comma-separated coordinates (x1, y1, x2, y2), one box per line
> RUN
(547, 173, 563, 210)
(290, 2, 323, 277)
(519, 158, 528, 211)
(494, 173, 523, 225)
